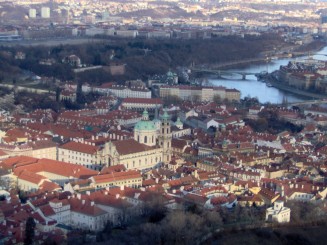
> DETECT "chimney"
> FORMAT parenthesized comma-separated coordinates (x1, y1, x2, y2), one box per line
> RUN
(77, 193, 81, 199)
(115, 194, 120, 199)
(91, 201, 94, 206)
(104, 191, 108, 195)
(86, 191, 90, 196)
(120, 185, 124, 191)
(155, 178, 159, 184)
(82, 200, 85, 205)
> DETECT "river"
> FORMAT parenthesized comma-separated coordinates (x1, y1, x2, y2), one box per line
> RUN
(209, 46, 327, 104)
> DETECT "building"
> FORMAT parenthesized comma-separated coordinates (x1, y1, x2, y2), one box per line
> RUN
(58, 141, 104, 170)
(115, 30, 138, 38)
(266, 201, 291, 223)
(3, 157, 98, 187)
(159, 85, 240, 102)
(94, 83, 151, 99)
(29, 9, 36, 18)
(41, 7, 50, 18)
(134, 110, 157, 146)
(104, 110, 172, 170)
(89, 170, 142, 189)
(0, 140, 57, 160)
(121, 98, 163, 112)
(107, 63, 126, 76)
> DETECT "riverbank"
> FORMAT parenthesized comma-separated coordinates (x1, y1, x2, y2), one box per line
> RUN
(266, 75, 327, 100)
(199, 40, 327, 72)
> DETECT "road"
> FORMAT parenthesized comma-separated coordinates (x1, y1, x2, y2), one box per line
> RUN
(0, 38, 106, 47)
(0, 84, 54, 94)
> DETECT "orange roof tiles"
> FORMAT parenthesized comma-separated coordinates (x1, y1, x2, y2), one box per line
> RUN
(59, 141, 100, 154)
(7, 156, 98, 179)
(112, 139, 156, 155)
(14, 169, 46, 185)
(92, 170, 141, 184)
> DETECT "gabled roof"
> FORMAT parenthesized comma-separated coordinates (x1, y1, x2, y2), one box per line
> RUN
(10, 157, 98, 179)
(92, 170, 141, 184)
(59, 141, 100, 154)
(112, 139, 156, 155)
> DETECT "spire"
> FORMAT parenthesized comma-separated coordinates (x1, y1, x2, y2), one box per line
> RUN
(142, 109, 149, 121)
(155, 105, 159, 120)
(161, 108, 170, 122)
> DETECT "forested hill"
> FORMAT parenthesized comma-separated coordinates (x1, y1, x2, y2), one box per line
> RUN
(0, 33, 286, 84)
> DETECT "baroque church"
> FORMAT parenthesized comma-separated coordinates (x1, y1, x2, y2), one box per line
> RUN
(104, 109, 172, 171)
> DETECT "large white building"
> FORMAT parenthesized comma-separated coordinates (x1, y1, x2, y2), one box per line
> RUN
(58, 141, 104, 170)
(159, 85, 240, 102)
(104, 109, 172, 170)
(41, 7, 50, 18)
(266, 201, 291, 223)
(29, 9, 36, 18)
(88, 83, 151, 99)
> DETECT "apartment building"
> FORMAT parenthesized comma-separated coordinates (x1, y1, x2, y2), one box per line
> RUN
(159, 85, 240, 102)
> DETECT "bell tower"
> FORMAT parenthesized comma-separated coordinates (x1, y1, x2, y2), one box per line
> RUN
(159, 109, 172, 163)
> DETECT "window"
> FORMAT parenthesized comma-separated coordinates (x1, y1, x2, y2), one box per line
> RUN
(144, 136, 147, 143)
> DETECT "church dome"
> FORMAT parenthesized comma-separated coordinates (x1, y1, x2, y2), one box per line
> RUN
(175, 117, 183, 127)
(135, 110, 156, 131)
(134, 120, 156, 131)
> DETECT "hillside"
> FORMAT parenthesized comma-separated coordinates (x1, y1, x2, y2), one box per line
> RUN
(208, 225, 327, 245)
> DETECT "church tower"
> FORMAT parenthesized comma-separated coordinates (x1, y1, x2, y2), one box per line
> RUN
(159, 109, 172, 163)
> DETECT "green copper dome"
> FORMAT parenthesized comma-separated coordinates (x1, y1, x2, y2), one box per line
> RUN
(161, 110, 170, 121)
(135, 120, 156, 131)
(135, 109, 156, 131)
(175, 117, 183, 126)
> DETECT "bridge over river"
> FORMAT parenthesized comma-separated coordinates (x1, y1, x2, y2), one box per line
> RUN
(192, 67, 260, 80)
(192, 52, 327, 80)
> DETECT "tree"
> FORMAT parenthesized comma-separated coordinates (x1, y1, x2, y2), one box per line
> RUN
(161, 210, 207, 245)
(213, 95, 222, 104)
(204, 210, 223, 231)
(163, 95, 182, 106)
(191, 94, 201, 103)
(18, 189, 28, 204)
(0, 174, 16, 191)
(55, 87, 61, 102)
(24, 217, 36, 245)
(142, 194, 167, 223)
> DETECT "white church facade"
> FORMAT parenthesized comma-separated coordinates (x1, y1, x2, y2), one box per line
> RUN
(104, 110, 172, 171)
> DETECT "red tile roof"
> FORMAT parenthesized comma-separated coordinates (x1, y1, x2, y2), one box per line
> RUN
(122, 97, 162, 105)
(112, 139, 157, 155)
(59, 141, 100, 154)
(92, 170, 141, 184)
(7, 157, 98, 179)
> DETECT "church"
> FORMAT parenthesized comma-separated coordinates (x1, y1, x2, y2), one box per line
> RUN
(104, 109, 172, 171)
